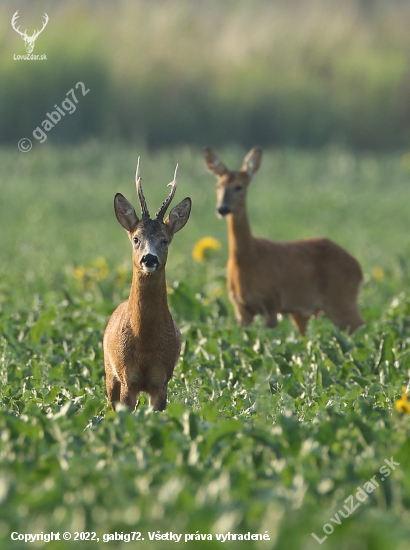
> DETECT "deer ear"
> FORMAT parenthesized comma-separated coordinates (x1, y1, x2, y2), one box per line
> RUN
(114, 193, 139, 232)
(165, 197, 191, 235)
(241, 147, 262, 177)
(203, 148, 228, 176)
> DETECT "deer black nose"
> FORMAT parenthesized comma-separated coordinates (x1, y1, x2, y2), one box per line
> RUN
(140, 254, 159, 268)
(217, 205, 231, 216)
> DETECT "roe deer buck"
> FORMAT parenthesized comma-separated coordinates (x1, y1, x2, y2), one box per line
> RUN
(203, 147, 364, 335)
(103, 158, 191, 411)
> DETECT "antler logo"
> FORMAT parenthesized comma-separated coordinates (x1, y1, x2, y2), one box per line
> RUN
(11, 11, 49, 54)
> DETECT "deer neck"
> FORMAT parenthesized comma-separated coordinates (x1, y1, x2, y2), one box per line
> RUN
(128, 268, 170, 337)
(227, 207, 255, 263)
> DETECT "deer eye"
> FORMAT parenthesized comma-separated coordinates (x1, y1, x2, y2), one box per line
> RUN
(161, 240, 169, 246)
(234, 185, 243, 191)
(133, 236, 139, 245)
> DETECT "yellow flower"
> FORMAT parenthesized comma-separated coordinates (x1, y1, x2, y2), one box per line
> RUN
(73, 266, 85, 280)
(73, 257, 109, 287)
(192, 237, 222, 262)
(395, 399, 410, 414)
(92, 257, 109, 281)
(115, 263, 129, 287)
(395, 386, 410, 414)
(372, 267, 385, 281)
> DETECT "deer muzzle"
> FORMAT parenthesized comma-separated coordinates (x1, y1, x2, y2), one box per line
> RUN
(217, 205, 231, 217)
(140, 253, 159, 272)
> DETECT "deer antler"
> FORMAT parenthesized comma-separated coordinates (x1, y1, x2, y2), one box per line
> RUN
(156, 164, 178, 221)
(31, 13, 49, 40)
(135, 157, 150, 220)
(11, 11, 28, 38)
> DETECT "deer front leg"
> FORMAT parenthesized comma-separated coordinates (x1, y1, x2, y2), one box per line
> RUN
(231, 297, 254, 327)
(105, 371, 121, 410)
(237, 307, 255, 327)
(264, 312, 278, 329)
(120, 383, 139, 412)
(149, 385, 168, 411)
(291, 312, 311, 336)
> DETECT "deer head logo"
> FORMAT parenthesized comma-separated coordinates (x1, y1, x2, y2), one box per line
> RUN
(11, 11, 49, 54)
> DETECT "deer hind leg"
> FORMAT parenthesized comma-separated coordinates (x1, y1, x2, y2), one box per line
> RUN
(291, 313, 311, 336)
(325, 305, 364, 334)
(149, 385, 168, 412)
(120, 383, 139, 412)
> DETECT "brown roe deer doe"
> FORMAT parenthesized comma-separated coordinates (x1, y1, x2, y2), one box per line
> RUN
(103, 158, 191, 411)
(203, 147, 364, 335)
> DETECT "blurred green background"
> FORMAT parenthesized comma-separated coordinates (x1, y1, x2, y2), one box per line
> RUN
(2, 2, 410, 549)
(2, 0, 410, 150)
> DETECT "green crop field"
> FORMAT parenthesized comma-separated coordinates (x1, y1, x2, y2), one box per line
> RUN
(1, 144, 410, 549)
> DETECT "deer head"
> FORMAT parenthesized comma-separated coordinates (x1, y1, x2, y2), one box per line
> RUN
(114, 158, 191, 274)
(11, 11, 49, 54)
(204, 147, 262, 216)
